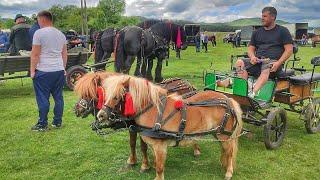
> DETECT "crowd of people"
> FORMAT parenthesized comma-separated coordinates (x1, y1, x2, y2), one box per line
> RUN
(0, 14, 85, 56)
(194, 32, 216, 53)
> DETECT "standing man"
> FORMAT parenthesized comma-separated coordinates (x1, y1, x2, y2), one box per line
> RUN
(217, 7, 293, 98)
(30, 11, 67, 131)
(29, 17, 40, 41)
(9, 14, 32, 55)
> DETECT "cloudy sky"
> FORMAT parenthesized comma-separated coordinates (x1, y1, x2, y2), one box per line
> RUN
(0, 0, 319, 26)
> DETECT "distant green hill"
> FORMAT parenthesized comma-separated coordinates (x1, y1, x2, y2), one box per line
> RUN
(227, 17, 288, 26)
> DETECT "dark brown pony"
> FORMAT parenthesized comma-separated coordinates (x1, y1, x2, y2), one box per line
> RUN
(97, 75, 243, 180)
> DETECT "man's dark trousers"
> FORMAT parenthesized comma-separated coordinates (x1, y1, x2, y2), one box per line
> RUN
(33, 70, 65, 126)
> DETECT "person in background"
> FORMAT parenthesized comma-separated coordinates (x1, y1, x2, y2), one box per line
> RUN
(200, 32, 204, 49)
(9, 14, 32, 55)
(211, 33, 217, 47)
(0, 29, 9, 53)
(195, 32, 201, 52)
(203, 32, 209, 53)
(30, 10, 67, 131)
(29, 17, 40, 42)
(301, 33, 308, 45)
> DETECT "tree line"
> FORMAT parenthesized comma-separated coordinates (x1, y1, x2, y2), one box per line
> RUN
(0, 0, 238, 33)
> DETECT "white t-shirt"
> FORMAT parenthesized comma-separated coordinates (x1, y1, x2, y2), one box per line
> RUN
(33, 27, 67, 72)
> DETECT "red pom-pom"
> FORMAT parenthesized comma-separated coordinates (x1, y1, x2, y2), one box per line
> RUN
(96, 86, 105, 110)
(174, 100, 184, 110)
(124, 93, 136, 117)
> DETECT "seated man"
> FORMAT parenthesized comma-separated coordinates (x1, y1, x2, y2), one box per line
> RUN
(9, 14, 32, 55)
(218, 7, 293, 98)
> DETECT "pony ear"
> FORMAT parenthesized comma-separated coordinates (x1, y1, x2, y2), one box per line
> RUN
(122, 77, 131, 87)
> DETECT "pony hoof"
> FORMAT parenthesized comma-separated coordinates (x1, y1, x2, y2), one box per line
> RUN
(126, 163, 136, 169)
(140, 167, 150, 173)
(224, 176, 232, 180)
(194, 153, 201, 158)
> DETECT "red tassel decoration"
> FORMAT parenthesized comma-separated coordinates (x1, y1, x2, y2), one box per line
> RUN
(124, 92, 136, 116)
(96, 86, 105, 110)
(174, 100, 184, 110)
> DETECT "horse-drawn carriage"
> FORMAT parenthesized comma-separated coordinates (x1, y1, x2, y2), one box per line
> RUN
(204, 46, 320, 149)
(0, 49, 94, 90)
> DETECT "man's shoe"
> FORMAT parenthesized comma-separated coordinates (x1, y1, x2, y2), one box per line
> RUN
(51, 124, 62, 129)
(31, 123, 48, 132)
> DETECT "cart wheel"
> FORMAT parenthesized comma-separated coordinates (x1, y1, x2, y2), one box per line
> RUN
(304, 98, 320, 134)
(65, 65, 88, 90)
(264, 107, 287, 150)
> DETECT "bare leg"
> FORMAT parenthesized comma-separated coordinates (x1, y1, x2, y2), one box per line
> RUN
(140, 137, 150, 173)
(217, 59, 248, 87)
(127, 131, 137, 166)
(235, 59, 248, 80)
(253, 68, 270, 94)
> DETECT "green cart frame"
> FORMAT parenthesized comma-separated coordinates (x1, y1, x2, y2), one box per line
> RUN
(204, 53, 320, 150)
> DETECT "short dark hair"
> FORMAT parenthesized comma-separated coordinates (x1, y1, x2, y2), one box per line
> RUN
(37, 10, 53, 21)
(262, 6, 277, 19)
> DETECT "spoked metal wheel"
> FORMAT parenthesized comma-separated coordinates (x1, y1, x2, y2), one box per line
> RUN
(264, 107, 288, 150)
(304, 97, 320, 134)
(65, 65, 88, 90)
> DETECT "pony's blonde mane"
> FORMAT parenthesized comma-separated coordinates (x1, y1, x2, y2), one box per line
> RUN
(103, 75, 168, 112)
(74, 71, 115, 100)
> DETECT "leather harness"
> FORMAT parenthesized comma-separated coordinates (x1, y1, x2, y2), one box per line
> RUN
(103, 91, 239, 146)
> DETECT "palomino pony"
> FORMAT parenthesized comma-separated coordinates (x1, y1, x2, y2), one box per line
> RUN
(74, 72, 200, 168)
(97, 75, 243, 180)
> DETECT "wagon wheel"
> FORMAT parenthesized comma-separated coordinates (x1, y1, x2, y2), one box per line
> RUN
(65, 65, 88, 90)
(264, 107, 288, 150)
(304, 97, 320, 134)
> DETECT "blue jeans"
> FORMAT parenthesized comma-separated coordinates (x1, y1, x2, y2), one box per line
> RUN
(33, 70, 65, 126)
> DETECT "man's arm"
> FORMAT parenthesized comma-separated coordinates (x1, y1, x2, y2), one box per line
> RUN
(30, 45, 41, 78)
(270, 44, 293, 72)
(62, 44, 68, 69)
(247, 45, 258, 64)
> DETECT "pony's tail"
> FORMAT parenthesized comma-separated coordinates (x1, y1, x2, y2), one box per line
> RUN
(114, 30, 126, 72)
(229, 98, 243, 169)
(229, 98, 243, 139)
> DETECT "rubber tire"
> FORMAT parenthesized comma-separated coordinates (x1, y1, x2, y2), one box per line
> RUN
(304, 98, 320, 134)
(65, 65, 88, 90)
(264, 107, 288, 150)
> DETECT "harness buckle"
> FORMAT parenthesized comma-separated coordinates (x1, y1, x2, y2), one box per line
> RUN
(153, 123, 162, 131)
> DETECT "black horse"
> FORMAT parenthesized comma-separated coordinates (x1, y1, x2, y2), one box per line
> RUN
(94, 28, 118, 71)
(114, 22, 187, 82)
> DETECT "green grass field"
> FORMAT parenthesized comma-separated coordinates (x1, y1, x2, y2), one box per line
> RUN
(1, 33, 320, 179)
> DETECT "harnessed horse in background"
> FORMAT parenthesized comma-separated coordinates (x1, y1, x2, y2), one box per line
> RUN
(73, 72, 200, 169)
(114, 22, 187, 82)
(97, 74, 243, 180)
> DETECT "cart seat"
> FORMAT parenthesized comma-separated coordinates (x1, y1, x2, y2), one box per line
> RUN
(289, 73, 320, 85)
(277, 69, 295, 79)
